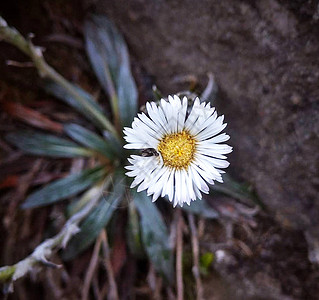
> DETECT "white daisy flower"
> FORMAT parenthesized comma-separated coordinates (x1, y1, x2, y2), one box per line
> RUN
(123, 95, 232, 207)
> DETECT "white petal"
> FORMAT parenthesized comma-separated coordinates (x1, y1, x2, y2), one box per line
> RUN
(202, 133, 230, 143)
(173, 170, 182, 207)
(197, 143, 233, 154)
(138, 112, 165, 136)
(146, 102, 168, 133)
(189, 165, 209, 193)
(177, 96, 188, 132)
(167, 169, 175, 202)
(184, 98, 201, 130)
(182, 169, 194, 204)
(124, 143, 149, 149)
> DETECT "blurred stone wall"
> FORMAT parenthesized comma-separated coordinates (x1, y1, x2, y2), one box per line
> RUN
(95, 0, 319, 259)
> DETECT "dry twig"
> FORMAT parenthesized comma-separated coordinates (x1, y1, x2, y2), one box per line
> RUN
(81, 233, 103, 300)
(147, 264, 162, 300)
(187, 213, 204, 300)
(6, 60, 34, 68)
(176, 209, 184, 300)
(4, 159, 43, 228)
(101, 229, 119, 300)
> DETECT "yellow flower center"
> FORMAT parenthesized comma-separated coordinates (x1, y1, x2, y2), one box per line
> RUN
(157, 130, 196, 169)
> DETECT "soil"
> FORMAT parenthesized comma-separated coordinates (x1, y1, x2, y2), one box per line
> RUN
(1, 0, 319, 299)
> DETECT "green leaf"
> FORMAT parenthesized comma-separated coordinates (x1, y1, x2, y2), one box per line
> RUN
(84, 15, 138, 127)
(66, 175, 113, 217)
(22, 166, 107, 208)
(127, 202, 143, 257)
(103, 130, 125, 159)
(44, 80, 117, 136)
(182, 199, 219, 219)
(62, 175, 125, 260)
(64, 123, 116, 159)
(117, 62, 138, 126)
(133, 191, 174, 281)
(200, 252, 214, 275)
(6, 131, 93, 158)
(211, 174, 263, 208)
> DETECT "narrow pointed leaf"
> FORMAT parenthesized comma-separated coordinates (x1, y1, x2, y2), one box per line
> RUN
(62, 176, 125, 260)
(117, 62, 138, 126)
(127, 202, 143, 257)
(22, 166, 107, 208)
(182, 199, 219, 219)
(103, 130, 125, 159)
(6, 131, 93, 157)
(133, 191, 174, 281)
(211, 174, 263, 207)
(84, 15, 138, 127)
(66, 175, 113, 217)
(44, 80, 116, 136)
(64, 123, 115, 159)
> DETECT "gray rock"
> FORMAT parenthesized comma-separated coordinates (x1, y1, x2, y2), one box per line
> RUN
(97, 0, 319, 255)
